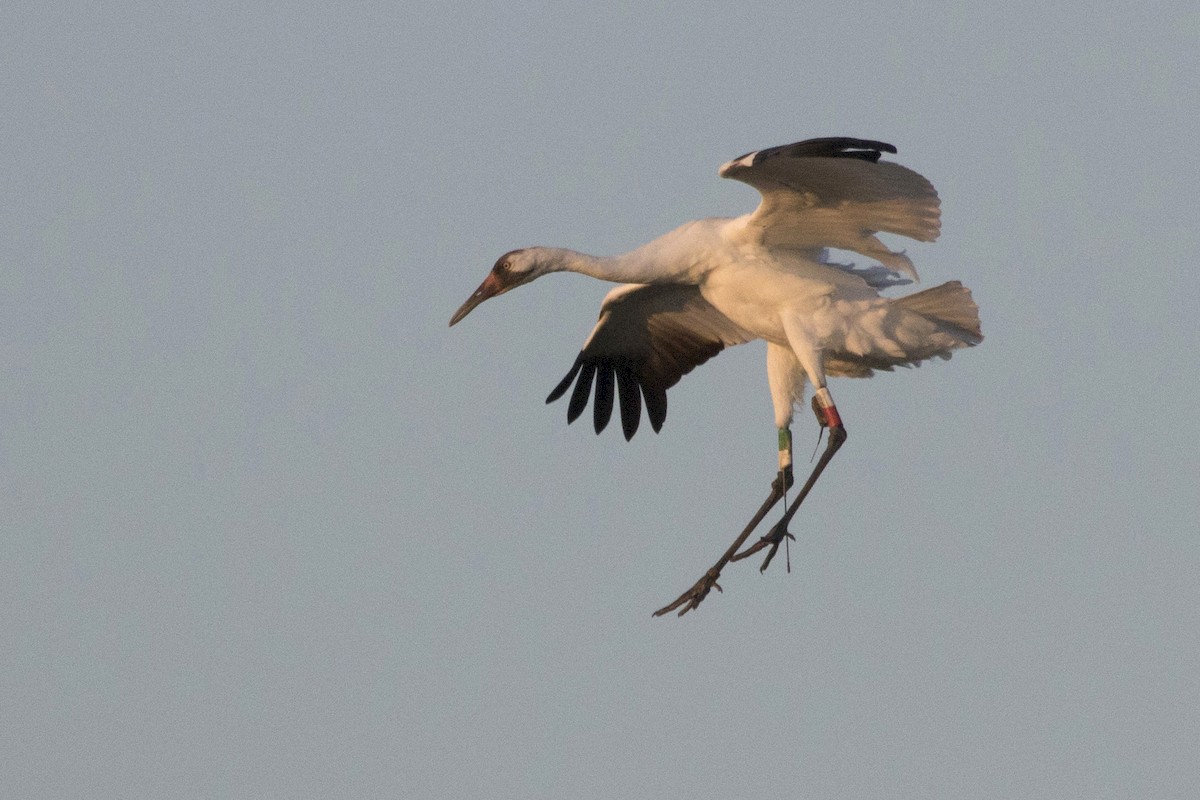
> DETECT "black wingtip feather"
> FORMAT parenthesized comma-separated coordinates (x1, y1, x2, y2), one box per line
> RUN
(593, 366, 614, 434)
(644, 385, 667, 433)
(546, 355, 583, 404)
(615, 368, 641, 441)
(566, 363, 595, 424)
(751, 137, 898, 166)
(548, 353, 676, 439)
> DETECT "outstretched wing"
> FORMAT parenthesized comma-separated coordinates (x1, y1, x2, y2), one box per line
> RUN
(719, 137, 940, 280)
(546, 283, 754, 440)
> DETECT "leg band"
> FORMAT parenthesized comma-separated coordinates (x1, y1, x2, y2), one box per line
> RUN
(777, 427, 792, 471)
(813, 387, 843, 429)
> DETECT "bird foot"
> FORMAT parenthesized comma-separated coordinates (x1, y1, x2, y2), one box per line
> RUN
(730, 520, 795, 572)
(652, 568, 723, 617)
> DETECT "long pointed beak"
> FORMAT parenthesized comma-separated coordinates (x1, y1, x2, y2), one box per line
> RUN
(449, 272, 504, 326)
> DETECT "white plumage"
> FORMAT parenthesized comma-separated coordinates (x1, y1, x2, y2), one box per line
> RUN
(450, 137, 982, 615)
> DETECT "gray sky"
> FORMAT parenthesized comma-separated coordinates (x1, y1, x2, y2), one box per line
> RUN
(4, 2, 1198, 797)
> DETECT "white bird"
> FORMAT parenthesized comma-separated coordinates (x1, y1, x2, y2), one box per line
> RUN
(449, 137, 982, 616)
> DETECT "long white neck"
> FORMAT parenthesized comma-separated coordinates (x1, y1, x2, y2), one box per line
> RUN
(535, 247, 666, 284)
(532, 219, 727, 285)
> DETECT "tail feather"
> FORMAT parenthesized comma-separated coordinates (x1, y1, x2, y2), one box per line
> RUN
(895, 280, 982, 343)
(826, 281, 982, 378)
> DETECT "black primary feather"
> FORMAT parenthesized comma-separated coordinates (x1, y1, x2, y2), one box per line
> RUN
(593, 366, 615, 434)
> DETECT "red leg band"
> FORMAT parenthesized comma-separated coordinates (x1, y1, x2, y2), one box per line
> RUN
(813, 387, 843, 429)
(821, 404, 843, 429)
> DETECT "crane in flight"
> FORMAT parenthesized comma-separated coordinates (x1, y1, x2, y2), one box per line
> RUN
(449, 137, 982, 616)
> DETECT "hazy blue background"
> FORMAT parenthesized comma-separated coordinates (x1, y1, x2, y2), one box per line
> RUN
(4, 2, 1197, 797)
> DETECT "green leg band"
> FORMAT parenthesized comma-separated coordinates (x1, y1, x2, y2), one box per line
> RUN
(778, 427, 792, 471)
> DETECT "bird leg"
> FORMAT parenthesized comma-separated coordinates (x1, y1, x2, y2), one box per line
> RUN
(652, 428, 795, 618)
(731, 388, 847, 571)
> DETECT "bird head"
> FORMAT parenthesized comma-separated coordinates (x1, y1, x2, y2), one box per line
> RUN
(449, 248, 546, 326)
